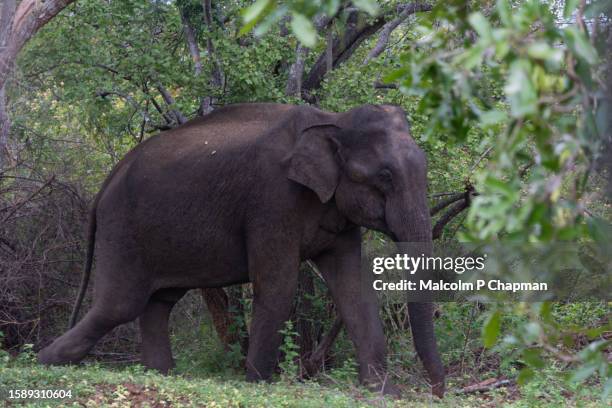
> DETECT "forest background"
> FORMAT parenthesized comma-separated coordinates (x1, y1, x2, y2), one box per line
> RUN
(0, 0, 610, 406)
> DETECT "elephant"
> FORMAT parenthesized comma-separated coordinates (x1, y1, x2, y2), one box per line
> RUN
(38, 103, 445, 397)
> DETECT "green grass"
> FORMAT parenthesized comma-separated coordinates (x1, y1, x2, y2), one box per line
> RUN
(0, 356, 605, 407)
(1, 301, 608, 407)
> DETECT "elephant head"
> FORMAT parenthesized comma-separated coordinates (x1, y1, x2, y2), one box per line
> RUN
(287, 104, 445, 397)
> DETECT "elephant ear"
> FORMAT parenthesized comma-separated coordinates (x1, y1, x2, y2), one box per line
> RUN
(287, 124, 342, 203)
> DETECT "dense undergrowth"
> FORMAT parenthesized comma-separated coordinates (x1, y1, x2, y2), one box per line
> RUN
(1, 300, 608, 407)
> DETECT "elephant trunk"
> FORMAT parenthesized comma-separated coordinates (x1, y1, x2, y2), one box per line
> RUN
(407, 299, 445, 397)
(388, 197, 445, 397)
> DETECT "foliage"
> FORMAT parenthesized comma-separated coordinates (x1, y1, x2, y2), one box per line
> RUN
(278, 320, 300, 381)
(1, 0, 610, 405)
(242, 0, 611, 399)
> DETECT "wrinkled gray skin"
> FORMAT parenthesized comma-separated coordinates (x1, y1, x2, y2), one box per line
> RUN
(38, 103, 445, 397)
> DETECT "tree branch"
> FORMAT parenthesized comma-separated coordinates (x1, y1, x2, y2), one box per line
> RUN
(285, 44, 309, 97)
(302, 3, 432, 101)
(373, 80, 398, 89)
(302, 314, 343, 377)
(96, 89, 153, 125)
(202, 0, 224, 89)
(0, 0, 76, 90)
(180, 8, 203, 76)
(364, 3, 433, 64)
(430, 193, 465, 216)
(197, 0, 225, 115)
(302, 10, 386, 99)
(157, 84, 187, 125)
(285, 15, 332, 98)
(432, 199, 470, 240)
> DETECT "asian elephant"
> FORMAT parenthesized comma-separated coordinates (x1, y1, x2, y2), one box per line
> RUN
(38, 103, 445, 397)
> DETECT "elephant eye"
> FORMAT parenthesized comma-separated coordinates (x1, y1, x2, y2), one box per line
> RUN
(348, 167, 366, 182)
(378, 168, 393, 183)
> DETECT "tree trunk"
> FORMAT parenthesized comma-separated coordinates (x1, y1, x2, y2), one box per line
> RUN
(201, 286, 248, 355)
(0, 86, 11, 168)
(0, 0, 76, 91)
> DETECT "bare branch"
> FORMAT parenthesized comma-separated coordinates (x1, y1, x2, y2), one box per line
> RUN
(285, 44, 309, 97)
(302, 3, 432, 100)
(364, 3, 433, 64)
(157, 84, 188, 125)
(1, 176, 55, 223)
(430, 193, 465, 216)
(302, 10, 386, 99)
(373, 80, 398, 89)
(196, 0, 226, 115)
(180, 8, 203, 76)
(96, 89, 153, 125)
(432, 199, 470, 240)
(302, 315, 343, 377)
(456, 379, 513, 394)
(202, 0, 224, 89)
(285, 15, 332, 98)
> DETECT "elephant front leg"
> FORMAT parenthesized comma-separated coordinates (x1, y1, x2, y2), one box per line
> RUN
(313, 228, 400, 397)
(245, 237, 300, 382)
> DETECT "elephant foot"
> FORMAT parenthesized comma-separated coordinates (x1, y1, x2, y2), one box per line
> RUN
(38, 341, 83, 366)
(142, 357, 175, 375)
(38, 346, 62, 365)
(431, 380, 445, 398)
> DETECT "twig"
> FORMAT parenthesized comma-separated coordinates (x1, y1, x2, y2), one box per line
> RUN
(455, 379, 513, 394)
(1, 175, 55, 223)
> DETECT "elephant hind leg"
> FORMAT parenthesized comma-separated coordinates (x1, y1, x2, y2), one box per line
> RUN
(38, 290, 150, 366)
(139, 289, 186, 374)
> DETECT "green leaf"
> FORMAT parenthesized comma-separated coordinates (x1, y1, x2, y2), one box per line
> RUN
(468, 12, 493, 41)
(291, 13, 317, 47)
(455, 43, 486, 69)
(482, 310, 501, 348)
(479, 109, 507, 126)
(564, 0, 579, 18)
(569, 363, 598, 383)
(242, 0, 272, 24)
(523, 322, 542, 343)
(522, 348, 545, 368)
(324, 0, 341, 16)
(564, 27, 598, 65)
(382, 67, 408, 83)
(496, 0, 512, 26)
(527, 42, 563, 64)
(517, 367, 534, 384)
(254, 5, 287, 37)
(352, 0, 380, 16)
(484, 176, 515, 197)
(239, 0, 275, 36)
(504, 59, 538, 117)
(603, 377, 612, 401)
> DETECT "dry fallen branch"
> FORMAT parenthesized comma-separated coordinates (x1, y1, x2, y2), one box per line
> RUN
(456, 378, 513, 394)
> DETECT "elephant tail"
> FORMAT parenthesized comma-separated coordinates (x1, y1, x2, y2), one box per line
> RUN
(68, 203, 97, 329)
